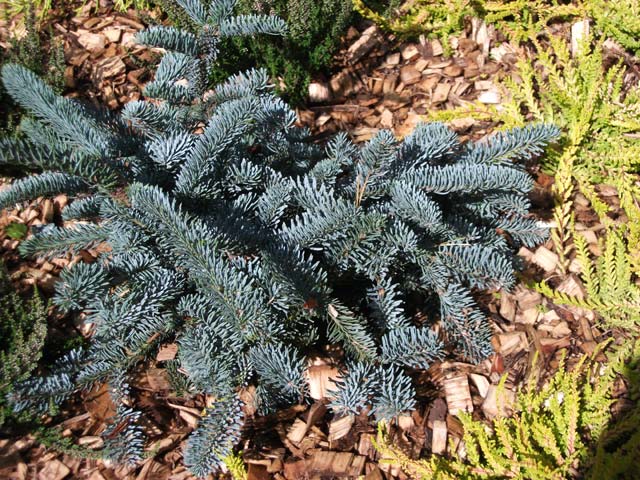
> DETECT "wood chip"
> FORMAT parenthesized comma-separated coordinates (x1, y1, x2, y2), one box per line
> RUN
(471, 18, 490, 57)
(330, 71, 355, 98)
(365, 466, 385, 480)
(328, 414, 354, 443)
(348, 25, 382, 63)
(308, 451, 365, 477)
(379, 109, 393, 128)
(432, 83, 452, 104)
(532, 246, 559, 272)
(571, 19, 590, 57)
(516, 308, 540, 325)
(469, 373, 490, 398)
(308, 82, 331, 103)
(419, 75, 439, 92)
(429, 59, 452, 69)
(156, 343, 178, 361)
(352, 127, 378, 142)
(429, 39, 444, 56)
(306, 360, 339, 400)
(146, 367, 171, 391)
(579, 229, 598, 244)
(166, 402, 201, 429)
(474, 80, 494, 90)
(497, 331, 529, 355)
(499, 293, 516, 321)
(401, 44, 420, 61)
(431, 419, 448, 454)
(385, 53, 400, 65)
(41, 199, 54, 223)
(400, 65, 421, 85)
(443, 374, 473, 415)
(37, 459, 70, 480)
(77, 31, 107, 54)
(516, 288, 542, 311)
(482, 385, 515, 419)
(357, 433, 375, 458)
(103, 27, 123, 43)
(247, 464, 270, 480)
(287, 418, 308, 445)
(556, 274, 586, 300)
(87, 472, 107, 480)
(478, 90, 501, 104)
(122, 31, 137, 47)
(382, 73, 398, 94)
(443, 65, 463, 77)
(551, 321, 572, 338)
(414, 58, 429, 71)
(382, 93, 410, 111)
(397, 414, 415, 430)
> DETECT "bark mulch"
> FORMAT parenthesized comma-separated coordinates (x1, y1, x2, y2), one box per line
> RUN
(0, 8, 635, 480)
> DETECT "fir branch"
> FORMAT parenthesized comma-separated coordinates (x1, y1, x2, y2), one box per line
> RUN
(218, 14, 287, 37)
(1, 64, 116, 157)
(326, 302, 377, 361)
(328, 362, 378, 416)
(19, 223, 107, 259)
(249, 343, 307, 403)
(184, 396, 244, 478)
(0, 173, 88, 212)
(461, 124, 560, 166)
(135, 26, 199, 55)
(212, 68, 271, 103)
(373, 366, 416, 421)
(175, 0, 208, 25)
(380, 326, 444, 369)
(53, 262, 110, 312)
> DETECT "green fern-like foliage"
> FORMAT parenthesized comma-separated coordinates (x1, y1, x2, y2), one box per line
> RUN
(536, 225, 640, 330)
(506, 36, 640, 273)
(0, 0, 149, 24)
(0, 261, 48, 428)
(588, 342, 640, 479)
(223, 452, 248, 480)
(355, 0, 640, 53)
(0, 0, 556, 475)
(0, 0, 52, 22)
(374, 349, 624, 479)
(354, 0, 473, 51)
(431, 35, 640, 273)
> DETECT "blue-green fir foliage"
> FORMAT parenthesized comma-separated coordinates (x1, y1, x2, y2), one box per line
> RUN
(0, 0, 558, 476)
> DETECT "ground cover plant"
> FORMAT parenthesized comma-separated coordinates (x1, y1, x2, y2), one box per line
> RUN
(0, 0, 559, 476)
(0, 260, 47, 429)
(355, 0, 640, 53)
(204, 0, 353, 104)
(375, 342, 640, 479)
(428, 31, 640, 323)
(397, 20, 640, 480)
(0, 0, 150, 23)
(235, 0, 353, 104)
(496, 36, 640, 275)
(0, 6, 64, 136)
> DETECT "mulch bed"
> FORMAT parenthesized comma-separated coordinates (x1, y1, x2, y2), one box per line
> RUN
(0, 5, 637, 480)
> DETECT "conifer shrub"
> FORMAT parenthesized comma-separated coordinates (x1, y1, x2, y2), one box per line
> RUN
(163, 0, 354, 104)
(0, 7, 65, 136)
(0, 0, 557, 475)
(0, 261, 47, 428)
(231, 0, 353, 104)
